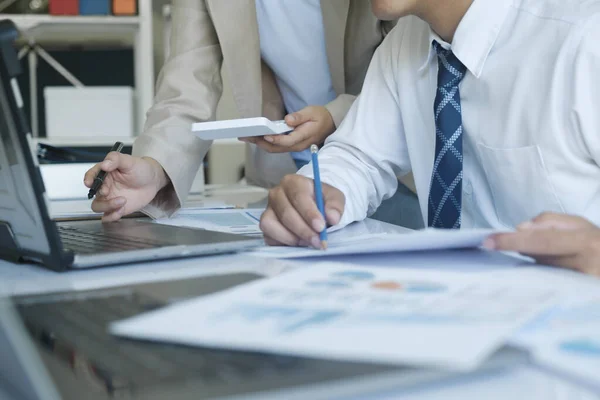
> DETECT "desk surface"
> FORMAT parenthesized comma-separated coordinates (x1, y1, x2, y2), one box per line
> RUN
(1, 193, 599, 400)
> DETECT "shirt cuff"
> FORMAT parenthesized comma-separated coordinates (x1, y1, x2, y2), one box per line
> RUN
(132, 129, 205, 219)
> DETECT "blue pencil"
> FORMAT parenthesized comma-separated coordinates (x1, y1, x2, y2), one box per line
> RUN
(311, 144, 328, 250)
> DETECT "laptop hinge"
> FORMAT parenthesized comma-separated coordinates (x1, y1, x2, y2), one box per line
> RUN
(0, 221, 21, 262)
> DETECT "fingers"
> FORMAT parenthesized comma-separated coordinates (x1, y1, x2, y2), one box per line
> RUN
(91, 196, 126, 214)
(238, 136, 289, 153)
(518, 212, 596, 231)
(260, 208, 303, 247)
(97, 174, 113, 197)
(323, 187, 345, 226)
(485, 229, 588, 257)
(260, 175, 346, 248)
(243, 133, 314, 153)
(101, 204, 127, 222)
(84, 163, 103, 187)
(263, 124, 314, 149)
(284, 107, 313, 128)
(250, 137, 293, 153)
(268, 179, 323, 248)
(84, 153, 137, 187)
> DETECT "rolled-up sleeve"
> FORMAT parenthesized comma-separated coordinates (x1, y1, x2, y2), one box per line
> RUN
(298, 24, 412, 228)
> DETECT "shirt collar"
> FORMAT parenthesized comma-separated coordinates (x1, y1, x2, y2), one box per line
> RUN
(418, 0, 512, 78)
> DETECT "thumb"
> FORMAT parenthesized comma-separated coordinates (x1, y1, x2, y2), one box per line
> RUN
(285, 107, 313, 128)
(323, 185, 345, 226)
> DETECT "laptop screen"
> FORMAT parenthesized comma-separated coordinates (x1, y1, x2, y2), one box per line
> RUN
(0, 22, 54, 259)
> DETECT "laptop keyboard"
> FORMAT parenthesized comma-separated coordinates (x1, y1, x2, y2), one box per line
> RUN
(18, 291, 305, 394)
(58, 225, 169, 254)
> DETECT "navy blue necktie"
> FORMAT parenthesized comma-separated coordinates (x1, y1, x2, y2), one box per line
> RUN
(428, 41, 467, 229)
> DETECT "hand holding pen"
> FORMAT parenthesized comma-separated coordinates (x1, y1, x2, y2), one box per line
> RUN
(88, 142, 124, 199)
(259, 145, 345, 249)
(83, 142, 170, 222)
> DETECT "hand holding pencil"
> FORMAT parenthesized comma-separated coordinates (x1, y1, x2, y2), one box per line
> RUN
(259, 146, 345, 249)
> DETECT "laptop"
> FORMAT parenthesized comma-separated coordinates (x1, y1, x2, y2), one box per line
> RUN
(0, 272, 530, 400)
(0, 20, 260, 271)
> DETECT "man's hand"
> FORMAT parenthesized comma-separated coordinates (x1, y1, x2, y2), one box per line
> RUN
(484, 213, 600, 276)
(260, 174, 345, 248)
(241, 106, 335, 153)
(84, 154, 170, 222)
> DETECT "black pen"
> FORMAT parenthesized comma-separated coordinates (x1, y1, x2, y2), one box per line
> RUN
(88, 141, 124, 199)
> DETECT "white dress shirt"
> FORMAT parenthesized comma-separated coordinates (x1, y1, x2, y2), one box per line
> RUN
(255, 0, 337, 163)
(299, 0, 600, 230)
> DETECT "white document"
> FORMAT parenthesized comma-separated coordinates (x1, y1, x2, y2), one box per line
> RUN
(49, 199, 100, 219)
(249, 228, 501, 258)
(179, 199, 237, 211)
(111, 263, 555, 371)
(155, 208, 264, 236)
(511, 297, 600, 389)
(50, 199, 233, 220)
(534, 332, 600, 390)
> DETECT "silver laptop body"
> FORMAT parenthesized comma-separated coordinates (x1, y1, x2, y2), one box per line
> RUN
(0, 20, 260, 271)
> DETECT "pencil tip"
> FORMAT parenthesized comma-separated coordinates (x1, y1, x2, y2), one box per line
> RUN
(321, 240, 328, 250)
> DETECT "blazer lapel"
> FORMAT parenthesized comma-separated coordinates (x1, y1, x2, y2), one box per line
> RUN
(206, 0, 262, 118)
(321, 0, 350, 95)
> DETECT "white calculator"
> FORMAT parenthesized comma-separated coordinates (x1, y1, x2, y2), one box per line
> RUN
(192, 117, 293, 140)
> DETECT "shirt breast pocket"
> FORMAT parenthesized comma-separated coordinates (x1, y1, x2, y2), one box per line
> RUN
(476, 143, 564, 228)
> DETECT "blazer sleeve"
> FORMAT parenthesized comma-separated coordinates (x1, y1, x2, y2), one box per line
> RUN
(324, 18, 399, 128)
(132, 0, 223, 219)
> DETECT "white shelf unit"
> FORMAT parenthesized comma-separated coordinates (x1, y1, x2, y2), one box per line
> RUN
(0, 5, 155, 146)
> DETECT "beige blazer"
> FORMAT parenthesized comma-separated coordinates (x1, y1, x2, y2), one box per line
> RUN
(133, 0, 397, 217)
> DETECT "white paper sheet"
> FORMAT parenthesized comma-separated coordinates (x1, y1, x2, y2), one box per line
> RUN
(248, 228, 501, 258)
(511, 297, 600, 389)
(111, 263, 555, 371)
(155, 208, 264, 235)
(533, 332, 600, 390)
(49, 199, 100, 219)
(50, 199, 234, 220)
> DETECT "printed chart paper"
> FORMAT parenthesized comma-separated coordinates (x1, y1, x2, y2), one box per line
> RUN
(111, 263, 555, 370)
(512, 297, 600, 389)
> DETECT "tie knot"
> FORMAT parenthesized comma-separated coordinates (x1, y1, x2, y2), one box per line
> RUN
(433, 41, 466, 88)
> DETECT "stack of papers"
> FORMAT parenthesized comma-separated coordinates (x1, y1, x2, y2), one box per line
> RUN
(249, 228, 499, 258)
(111, 263, 556, 371)
(155, 207, 502, 257)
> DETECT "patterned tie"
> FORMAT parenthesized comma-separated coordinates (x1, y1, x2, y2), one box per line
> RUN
(428, 41, 467, 229)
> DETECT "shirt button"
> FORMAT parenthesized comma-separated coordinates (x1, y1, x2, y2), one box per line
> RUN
(464, 181, 473, 195)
